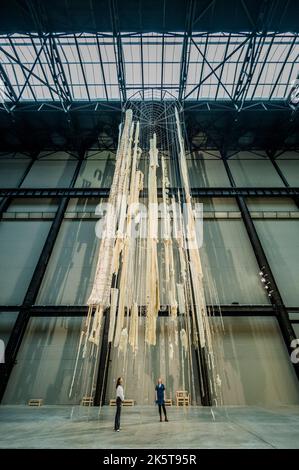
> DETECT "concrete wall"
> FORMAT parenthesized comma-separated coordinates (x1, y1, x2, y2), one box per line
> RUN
(213, 316, 299, 405)
(0, 221, 52, 305)
(2, 316, 101, 405)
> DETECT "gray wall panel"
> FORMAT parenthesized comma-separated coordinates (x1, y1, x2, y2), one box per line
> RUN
(213, 316, 299, 405)
(228, 160, 283, 187)
(277, 160, 299, 186)
(254, 220, 299, 307)
(36, 220, 99, 305)
(3, 317, 95, 405)
(0, 312, 18, 349)
(201, 220, 269, 305)
(0, 221, 51, 305)
(187, 157, 231, 187)
(75, 158, 115, 188)
(21, 160, 76, 188)
(0, 160, 30, 188)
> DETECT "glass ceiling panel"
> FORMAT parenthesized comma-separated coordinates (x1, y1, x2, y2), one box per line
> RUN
(0, 32, 297, 103)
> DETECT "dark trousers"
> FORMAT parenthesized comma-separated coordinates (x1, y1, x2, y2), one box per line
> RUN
(114, 397, 122, 430)
(158, 403, 167, 419)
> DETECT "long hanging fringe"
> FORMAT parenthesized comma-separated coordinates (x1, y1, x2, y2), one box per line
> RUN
(70, 104, 224, 408)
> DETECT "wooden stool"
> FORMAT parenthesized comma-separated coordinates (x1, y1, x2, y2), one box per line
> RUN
(109, 399, 134, 406)
(123, 399, 134, 406)
(164, 399, 172, 406)
(81, 396, 94, 406)
(176, 391, 190, 406)
(28, 399, 43, 407)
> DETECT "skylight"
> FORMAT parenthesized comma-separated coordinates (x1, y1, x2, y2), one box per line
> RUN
(0, 32, 297, 103)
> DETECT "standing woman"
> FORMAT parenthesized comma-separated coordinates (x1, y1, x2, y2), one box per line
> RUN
(155, 377, 168, 422)
(114, 377, 124, 432)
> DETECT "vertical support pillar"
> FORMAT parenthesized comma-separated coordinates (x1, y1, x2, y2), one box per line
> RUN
(0, 153, 37, 217)
(187, 263, 212, 406)
(223, 156, 299, 382)
(270, 157, 289, 187)
(0, 157, 83, 402)
(268, 152, 299, 210)
(197, 345, 212, 406)
(94, 309, 111, 406)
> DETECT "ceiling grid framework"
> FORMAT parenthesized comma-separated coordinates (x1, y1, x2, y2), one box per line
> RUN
(0, 0, 298, 152)
(0, 31, 298, 106)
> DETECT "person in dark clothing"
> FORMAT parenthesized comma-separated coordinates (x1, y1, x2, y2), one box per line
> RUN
(155, 377, 168, 422)
(114, 377, 124, 432)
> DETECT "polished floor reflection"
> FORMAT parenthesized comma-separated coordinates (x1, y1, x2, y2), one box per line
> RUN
(0, 405, 299, 449)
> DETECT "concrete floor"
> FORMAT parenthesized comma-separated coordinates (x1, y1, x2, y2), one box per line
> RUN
(0, 405, 299, 449)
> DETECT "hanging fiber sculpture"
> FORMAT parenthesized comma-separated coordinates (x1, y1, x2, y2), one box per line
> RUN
(69, 100, 224, 408)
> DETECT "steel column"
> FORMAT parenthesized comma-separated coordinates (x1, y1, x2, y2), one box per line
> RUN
(178, 0, 195, 101)
(94, 309, 111, 406)
(0, 157, 83, 402)
(0, 155, 37, 218)
(269, 154, 299, 210)
(223, 157, 299, 382)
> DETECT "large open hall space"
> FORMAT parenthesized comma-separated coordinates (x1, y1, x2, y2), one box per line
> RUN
(0, 0, 299, 464)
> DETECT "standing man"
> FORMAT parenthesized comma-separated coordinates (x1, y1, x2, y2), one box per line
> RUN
(155, 377, 168, 422)
(114, 377, 124, 432)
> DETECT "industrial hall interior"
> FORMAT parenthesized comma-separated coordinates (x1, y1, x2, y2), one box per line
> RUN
(0, 0, 299, 450)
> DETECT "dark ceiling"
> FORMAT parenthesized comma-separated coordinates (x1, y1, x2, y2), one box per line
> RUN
(1, 100, 298, 154)
(1, 0, 299, 33)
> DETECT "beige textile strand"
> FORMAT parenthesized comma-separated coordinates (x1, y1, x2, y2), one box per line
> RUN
(145, 133, 160, 346)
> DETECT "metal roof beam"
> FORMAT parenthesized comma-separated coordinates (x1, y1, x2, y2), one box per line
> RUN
(73, 34, 91, 102)
(0, 61, 17, 112)
(30, 35, 55, 101)
(8, 36, 37, 101)
(16, 35, 49, 102)
(178, 0, 195, 102)
(110, 0, 127, 102)
(191, 37, 235, 102)
(95, 33, 109, 101)
(215, 34, 231, 100)
(140, 33, 145, 100)
(250, 34, 275, 99)
(0, 42, 58, 97)
(42, 35, 73, 111)
(185, 34, 252, 99)
(269, 34, 298, 100)
(233, 33, 267, 110)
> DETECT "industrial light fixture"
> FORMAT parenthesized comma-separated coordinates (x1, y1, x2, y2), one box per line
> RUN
(51, 132, 67, 146)
(238, 131, 255, 146)
(259, 267, 274, 296)
(259, 266, 266, 276)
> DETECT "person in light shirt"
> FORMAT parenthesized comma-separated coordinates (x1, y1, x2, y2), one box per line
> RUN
(114, 377, 124, 432)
